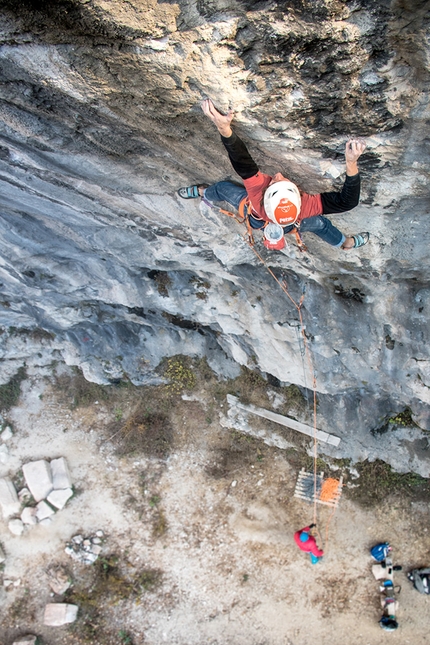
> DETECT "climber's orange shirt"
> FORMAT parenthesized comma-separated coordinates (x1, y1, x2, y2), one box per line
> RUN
(244, 171, 323, 223)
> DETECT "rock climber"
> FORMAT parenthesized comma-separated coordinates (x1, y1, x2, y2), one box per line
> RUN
(178, 99, 369, 251)
(294, 524, 324, 564)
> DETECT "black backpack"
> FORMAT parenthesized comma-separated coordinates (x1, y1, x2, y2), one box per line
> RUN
(408, 568, 430, 594)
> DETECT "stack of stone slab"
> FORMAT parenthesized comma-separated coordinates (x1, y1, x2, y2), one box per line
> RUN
(0, 457, 73, 536)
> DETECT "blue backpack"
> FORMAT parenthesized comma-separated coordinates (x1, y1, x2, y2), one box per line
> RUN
(371, 542, 391, 562)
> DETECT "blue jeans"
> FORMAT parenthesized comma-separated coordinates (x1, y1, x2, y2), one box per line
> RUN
(204, 181, 345, 247)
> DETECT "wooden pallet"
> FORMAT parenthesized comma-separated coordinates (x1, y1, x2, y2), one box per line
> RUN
(294, 468, 343, 508)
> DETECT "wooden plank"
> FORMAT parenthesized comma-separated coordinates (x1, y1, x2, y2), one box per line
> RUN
(227, 395, 341, 447)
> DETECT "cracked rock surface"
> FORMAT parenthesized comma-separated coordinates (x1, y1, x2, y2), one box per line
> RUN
(0, 1, 429, 469)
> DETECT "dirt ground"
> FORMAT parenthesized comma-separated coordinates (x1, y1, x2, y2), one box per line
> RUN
(1, 363, 430, 645)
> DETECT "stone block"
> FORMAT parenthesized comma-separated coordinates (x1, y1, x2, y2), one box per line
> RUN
(21, 506, 38, 525)
(43, 603, 78, 626)
(0, 444, 10, 463)
(1, 426, 13, 441)
(23, 459, 53, 502)
(36, 500, 55, 521)
(50, 457, 72, 489)
(0, 477, 20, 518)
(47, 565, 72, 595)
(47, 487, 73, 510)
(8, 518, 24, 536)
(12, 636, 37, 645)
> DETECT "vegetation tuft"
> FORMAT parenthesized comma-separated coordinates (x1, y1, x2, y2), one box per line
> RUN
(162, 355, 197, 395)
(372, 406, 418, 434)
(0, 366, 26, 412)
(54, 367, 111, 408)
(345, 459, 430, 507)
(67, 555, 162, 641)
(206, 429, 270, 479)
(114, 407, 172, 458)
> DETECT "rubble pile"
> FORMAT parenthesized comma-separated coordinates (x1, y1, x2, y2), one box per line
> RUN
(65, 530, 105, 565)
(0, 457, 73, 536)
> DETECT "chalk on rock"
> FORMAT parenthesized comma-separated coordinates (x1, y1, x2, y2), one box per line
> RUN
(0, 477, 20, 518)
(47, 487, 73, 510)
(1, 426, 13, 442)
(50, 457, 72, 490)
(23, 459, 53, 502)
(36, 500, 55, 522)
(43, 603, 78, 626)
(12, 636, 37, 645)
(21, 506, 38, 525)
(8, 518, 24, 536)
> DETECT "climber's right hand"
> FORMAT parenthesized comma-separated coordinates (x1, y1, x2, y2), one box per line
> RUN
(201, 99, 234, 137)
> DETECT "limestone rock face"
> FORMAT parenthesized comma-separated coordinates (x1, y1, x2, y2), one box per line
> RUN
(0, 2, 429, 470)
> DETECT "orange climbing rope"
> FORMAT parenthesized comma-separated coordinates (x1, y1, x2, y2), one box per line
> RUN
(210, 202, 341, 552)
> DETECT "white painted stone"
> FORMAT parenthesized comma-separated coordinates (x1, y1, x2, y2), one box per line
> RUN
(8, 518, 24, 536)
(35, 500, 55, 521)
(0, 444, 9, 463)
(39, 517, 53, 527)
(50, 457, 72, 489)
(47, 487, 73, 509)
(22, 459, 53, 502)
(21, 506, 38, 525)
(0, 477, 20, 518)
(1, 426, 13, 441)
(90, 544, 102, 555)
(12, 636, 37, 645)
(43, 603, 78, 626)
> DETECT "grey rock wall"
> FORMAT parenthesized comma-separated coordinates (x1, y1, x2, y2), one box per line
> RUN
(0, 1, 429, 470)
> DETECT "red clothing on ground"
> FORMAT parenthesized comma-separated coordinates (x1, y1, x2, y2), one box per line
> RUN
(243, 172, 323, 224)
(294, 526, 324, 557)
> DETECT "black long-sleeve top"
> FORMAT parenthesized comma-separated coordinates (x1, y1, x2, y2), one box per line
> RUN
(220, 131, 360, 217)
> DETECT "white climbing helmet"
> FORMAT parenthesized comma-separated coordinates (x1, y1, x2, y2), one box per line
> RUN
(264, 180, 301, 226)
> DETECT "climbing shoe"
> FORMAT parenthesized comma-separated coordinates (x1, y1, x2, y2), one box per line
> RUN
(177, 184, 208, 199)
(342, 232, 370, 249)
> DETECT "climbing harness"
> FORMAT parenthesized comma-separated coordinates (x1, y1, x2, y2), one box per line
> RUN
(202, 196, 341, 555)
(202, 196, 308, 253)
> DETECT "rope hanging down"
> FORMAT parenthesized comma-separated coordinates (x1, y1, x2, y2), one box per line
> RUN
(206, 201, 341, 550)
